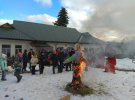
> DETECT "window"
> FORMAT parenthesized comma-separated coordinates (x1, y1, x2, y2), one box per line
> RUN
(15, 45, 22, 54)
(2, 45, 11, 57)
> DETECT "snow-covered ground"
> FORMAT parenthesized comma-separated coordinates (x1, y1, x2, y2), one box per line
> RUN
(116, 58, 135, 70)
(0, 58, 135, 100)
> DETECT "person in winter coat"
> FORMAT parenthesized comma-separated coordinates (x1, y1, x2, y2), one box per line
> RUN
(22, 49, 28, 73)
(57, 50, 64, 73)
(14, 54, 23, 83)
(28, 49, 33, 71)
(104, 54, 116, 74)
(51, 51, 58, 74)
(30, 52, 38, 75)
(39, 49, 48, 74)
(0, 53, 8, 81)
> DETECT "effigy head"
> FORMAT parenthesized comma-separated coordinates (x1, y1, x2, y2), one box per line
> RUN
(75, 43, 81, 50)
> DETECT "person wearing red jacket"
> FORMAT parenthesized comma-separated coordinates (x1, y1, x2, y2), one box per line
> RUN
(104, 55, 116, 74)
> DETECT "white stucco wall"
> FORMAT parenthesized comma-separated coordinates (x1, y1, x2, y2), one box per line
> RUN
(47, 42, 75, 51)
(0, 39, 103, 56)
(0, 39, 32, 56)
(0, 39, 76, 56)
(48, 43, 104, 51)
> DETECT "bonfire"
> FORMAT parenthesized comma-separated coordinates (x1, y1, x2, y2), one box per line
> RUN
(64, 43, 94, 96)
(68, 61, 85, 89)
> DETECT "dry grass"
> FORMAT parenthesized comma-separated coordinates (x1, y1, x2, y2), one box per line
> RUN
(65, 83, 95, 96)
(60, 95, 70, 100)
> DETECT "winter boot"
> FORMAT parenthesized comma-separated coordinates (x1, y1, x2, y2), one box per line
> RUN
(1, 71, 6, 81)
(17, 75, 22, 83)
(1, 78, 7, 81)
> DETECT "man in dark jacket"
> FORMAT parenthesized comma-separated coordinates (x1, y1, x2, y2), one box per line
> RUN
(57, 49, 64, 73)
(39, 49, 48, 74)
(51, 51, 58, 74)
(22, 49, 28, 73)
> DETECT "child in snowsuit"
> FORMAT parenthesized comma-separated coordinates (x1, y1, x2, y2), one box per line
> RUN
(14, 54, 22, 82)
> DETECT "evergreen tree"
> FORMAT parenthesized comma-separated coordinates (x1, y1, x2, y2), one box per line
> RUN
(54, 7, 69, 27)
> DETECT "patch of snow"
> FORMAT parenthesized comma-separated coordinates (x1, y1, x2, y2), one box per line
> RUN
(116, 58, 135, 70)
(0, 58, 135, 100)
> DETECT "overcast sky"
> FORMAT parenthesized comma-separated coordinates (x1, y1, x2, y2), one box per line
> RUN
(0, 0, 135, 42)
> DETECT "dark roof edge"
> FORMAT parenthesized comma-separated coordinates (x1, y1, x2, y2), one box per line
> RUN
(0, 38, 76, 44)
(0, 38, 32, 41)
(13, 20, 78, 30)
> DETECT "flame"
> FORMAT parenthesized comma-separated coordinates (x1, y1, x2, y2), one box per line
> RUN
(79, 61, 86, 78)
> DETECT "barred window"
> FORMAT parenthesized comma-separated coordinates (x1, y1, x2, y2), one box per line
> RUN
(2, 45, 11, 57)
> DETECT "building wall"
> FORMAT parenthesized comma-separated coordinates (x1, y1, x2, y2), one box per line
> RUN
(0, 39, 102, 57)
(48, 43, 103, 51)
(0, 39, 76, 56)
(47, 42, 75, 51)
(0, 39, 32, 56)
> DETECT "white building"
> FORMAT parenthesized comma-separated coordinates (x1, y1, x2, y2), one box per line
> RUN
(0, 20, 104, 57)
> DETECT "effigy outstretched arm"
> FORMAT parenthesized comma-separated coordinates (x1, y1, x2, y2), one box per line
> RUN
(64, 56, 76, 64)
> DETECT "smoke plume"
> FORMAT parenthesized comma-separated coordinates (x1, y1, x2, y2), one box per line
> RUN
(82, 0, 135, 41)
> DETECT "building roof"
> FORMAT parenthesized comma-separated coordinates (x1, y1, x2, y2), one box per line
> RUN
(78, 32, 105, 44)
(12, 20, 81, 43)
(0, 20, 105, 44)
(0, 23, 32, 40)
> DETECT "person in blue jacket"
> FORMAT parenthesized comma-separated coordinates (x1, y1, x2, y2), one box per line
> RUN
(0, 53, 8, 81)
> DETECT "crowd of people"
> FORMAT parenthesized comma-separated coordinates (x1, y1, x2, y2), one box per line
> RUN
(0, 44, 116, 83)
(0, 47, 75, 82)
